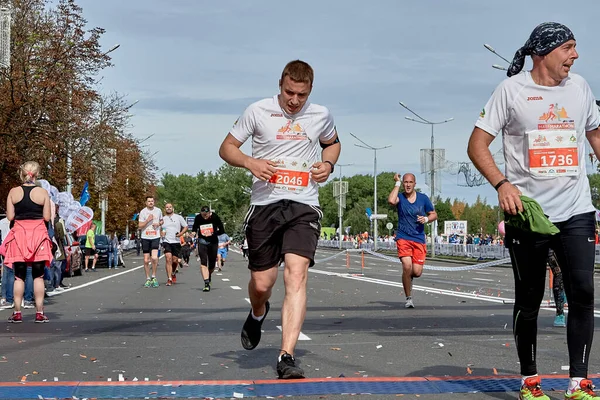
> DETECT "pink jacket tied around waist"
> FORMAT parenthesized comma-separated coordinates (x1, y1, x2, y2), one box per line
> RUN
(0, 219, 52, 267)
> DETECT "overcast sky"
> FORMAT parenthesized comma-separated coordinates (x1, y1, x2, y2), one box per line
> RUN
(75, 0, 600, 205)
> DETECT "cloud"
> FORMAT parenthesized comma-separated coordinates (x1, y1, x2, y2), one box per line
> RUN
(76, 0, 600, 206)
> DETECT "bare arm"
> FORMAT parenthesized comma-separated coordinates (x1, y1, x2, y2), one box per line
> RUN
(387, 173, 401, 206)
(42, 192, 51, 222)
(467, 127, 522, 214)
(219, 133, 277, 181)
(177, 223, 188, 237)
(6, 190, 14, 221)
(138, 212, 152, 229)
(426, 210, 438, 222)
(586, 127, 600, 161)
(312, 134, 341, 183)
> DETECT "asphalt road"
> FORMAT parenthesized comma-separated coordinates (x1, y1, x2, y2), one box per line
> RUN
(1, 248, 599, 399)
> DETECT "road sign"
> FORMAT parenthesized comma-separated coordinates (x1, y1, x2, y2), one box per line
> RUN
(386, 222, 393, 230)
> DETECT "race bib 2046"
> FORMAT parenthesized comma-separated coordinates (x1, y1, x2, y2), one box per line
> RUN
(268, 157, 311, 193)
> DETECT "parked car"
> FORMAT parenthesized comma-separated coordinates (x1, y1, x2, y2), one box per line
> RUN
(64, 233, 83, 277)
(78, 234, 110, 266)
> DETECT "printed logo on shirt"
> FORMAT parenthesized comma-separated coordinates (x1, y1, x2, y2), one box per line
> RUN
(479, 108, 485, 118)
(232, 118, 239, 127)
(527, 96, 544, 101)
(538, 103, 574, 130)
(276, 121, 308, 140)
(271, 113, 283, 117)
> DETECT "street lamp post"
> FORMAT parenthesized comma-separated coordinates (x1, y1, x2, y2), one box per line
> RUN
(200, 194, 218, 212)
(350, 133, 391, 251)
(336, 163, 353, 248)
(66, 44, 121, 194)
(399, 102, 453, 258)
(0, 1, 11, 71)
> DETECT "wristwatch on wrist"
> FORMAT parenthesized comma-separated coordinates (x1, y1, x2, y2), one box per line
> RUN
(324, 160, 335, 173)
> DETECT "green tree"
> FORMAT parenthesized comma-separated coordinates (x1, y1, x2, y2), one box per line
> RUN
(434, 197, 455, 234)
(588, 173, 600, 210)
(157, 164, 252, 236)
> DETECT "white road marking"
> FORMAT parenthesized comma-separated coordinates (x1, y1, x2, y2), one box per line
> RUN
(309, 267, 600, 317)
(472, 278, 494, 282)
(245, 298, 250, 304)
(277, 326, 311, 341)
(47, 262, 149, 297)
(230, 286, 242, 290)
(222, 278, 230, 282)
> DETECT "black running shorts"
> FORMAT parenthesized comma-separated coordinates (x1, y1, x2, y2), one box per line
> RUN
(142, 238, 160, 254)
(162, 242, 182, 258)
(243, 200, 322, 271)
(84, 248, 95, 257)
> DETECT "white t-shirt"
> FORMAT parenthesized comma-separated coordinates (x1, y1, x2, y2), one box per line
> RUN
(230, 95, 337, 206)
(475, 71, 600, 222)
(139, 207, 163, 239)
(162, 213, 187, 244)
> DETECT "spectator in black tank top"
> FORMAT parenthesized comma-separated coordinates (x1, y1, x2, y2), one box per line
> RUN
(3, 161, 52, 323)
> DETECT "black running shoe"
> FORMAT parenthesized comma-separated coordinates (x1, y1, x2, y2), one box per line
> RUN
(241, 301, 270, 350)
(277, 353, 305, 379)
(203, 284, 210, 292)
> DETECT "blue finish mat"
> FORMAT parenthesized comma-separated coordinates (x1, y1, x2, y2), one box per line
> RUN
(0, 376, 591, 399)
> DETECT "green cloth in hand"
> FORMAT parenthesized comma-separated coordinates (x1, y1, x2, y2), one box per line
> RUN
(504, 196, 560, 235)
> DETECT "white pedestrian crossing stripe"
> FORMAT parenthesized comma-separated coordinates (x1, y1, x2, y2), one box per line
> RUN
(230, 286, 242, 290)
(277, 326, 311, 341)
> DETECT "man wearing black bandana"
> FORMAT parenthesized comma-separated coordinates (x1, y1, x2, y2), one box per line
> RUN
(468, 22, 600, 400)
(192, 206, 225, 292)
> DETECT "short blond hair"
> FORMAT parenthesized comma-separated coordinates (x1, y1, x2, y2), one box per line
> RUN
(19, 161, 40, 183)
(281, 60, 314, 86)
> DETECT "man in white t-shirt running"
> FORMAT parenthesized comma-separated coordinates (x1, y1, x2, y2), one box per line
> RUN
(138, 196, 164, 288)
(219, 60, 340, 379)
(162, 204, 187, 286)
(467, 22, 600, 400)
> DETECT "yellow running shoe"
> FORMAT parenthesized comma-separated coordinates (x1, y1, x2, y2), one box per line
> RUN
(520, 376, 550, 400)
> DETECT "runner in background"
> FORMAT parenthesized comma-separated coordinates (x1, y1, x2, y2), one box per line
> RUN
(192, 206, 224, 292)
(547, 250, 567, 327)
(138, 196, 163, 288)
(216, 232, 231, 272)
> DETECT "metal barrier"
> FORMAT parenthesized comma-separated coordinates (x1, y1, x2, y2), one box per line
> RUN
(314, 248, 510, 272)
(320, 241, 600, 263)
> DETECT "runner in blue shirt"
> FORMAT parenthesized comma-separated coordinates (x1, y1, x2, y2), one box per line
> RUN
(387, 173, 437, 308)
(217, 233, 231, 272)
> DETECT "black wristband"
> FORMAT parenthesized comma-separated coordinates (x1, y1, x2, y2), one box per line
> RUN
(324, 160, 335, 173)
(494, 178, 509, 191)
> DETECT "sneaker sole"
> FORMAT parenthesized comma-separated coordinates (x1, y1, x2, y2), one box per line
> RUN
(8, 320, 22, 323)
(278, 369, 305, 379)
(34, 319, 49, 323)
(241, 301, 270, 350)
(279, 372, 305, 379)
